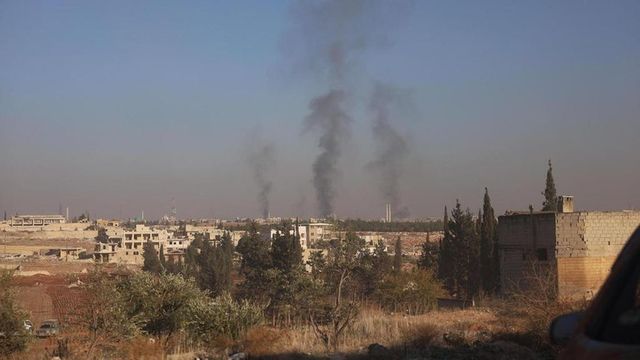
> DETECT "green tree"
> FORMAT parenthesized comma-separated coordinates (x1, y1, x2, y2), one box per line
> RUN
(73, 269, 137, 358)
(375, 269, 443, 314)
(448, 200, 481, 299)
(236, 225, 273, 302)
(218, 231, 234, 292)
(187, 293, 263, 350)
(437, 206, 454, 290)
(142, 240, 163, 274)
(95, 228, 110, 243)
(268, 225, 306, 324)
(307, 250, 327, 280)
(393, 237, 402, 274)
(310, 232, 364, 351)
(480, 188, 499, 293)
(119, 272, 205, 348)
(418, 232, 439, 273)
(0, 271, 29, 357)
(542, 159, 558, 211)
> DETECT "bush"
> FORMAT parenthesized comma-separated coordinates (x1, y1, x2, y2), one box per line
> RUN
(187, 293, 264, 350)
(0, 270, 29, 357)
(375, 269, 444, 314)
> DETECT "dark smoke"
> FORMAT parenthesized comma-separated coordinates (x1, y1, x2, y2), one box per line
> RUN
(367, 83, 410, 218)
(288, 0, 412, 218)
(248, 141, 275, 219)
(304, 89, 351, 217)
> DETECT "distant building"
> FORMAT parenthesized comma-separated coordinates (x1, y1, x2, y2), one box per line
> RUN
(498, 196, 640, 299)
(94, 224, 175, 264)
(44, 247, 86, 262)
(9, 215, 66, 227)
(96, 219, 121, 228)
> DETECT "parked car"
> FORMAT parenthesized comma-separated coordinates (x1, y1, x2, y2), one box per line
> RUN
(35, 320, 60, 338)
(550, 226, 640, 359)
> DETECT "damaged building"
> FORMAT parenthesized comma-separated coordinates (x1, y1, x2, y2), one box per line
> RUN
(498, 196, 640, 299)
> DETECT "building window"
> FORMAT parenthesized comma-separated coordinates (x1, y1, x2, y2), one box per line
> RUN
(536, 248, 548, 261)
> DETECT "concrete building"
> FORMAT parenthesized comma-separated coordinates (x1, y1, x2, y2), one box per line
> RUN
(94, 224, 174, 264)
(498, 196, 640, 299)
(9, 215, 66, 227)
(300, 222, 335, 247)
(44, 247, 86, 261)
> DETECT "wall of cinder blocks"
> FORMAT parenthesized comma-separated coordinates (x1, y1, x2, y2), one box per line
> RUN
(498, 210, 640, 299)
(497, 212, 556, 292)
(556, 211, 640, 298)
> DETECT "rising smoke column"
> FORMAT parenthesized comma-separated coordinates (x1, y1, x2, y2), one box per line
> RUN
(367, 83, 410, 218)
(248, 140, 275, 219)
(288, 0, 411, 218)
(291, 0, 369, 218)
(304, 90, 351, 217)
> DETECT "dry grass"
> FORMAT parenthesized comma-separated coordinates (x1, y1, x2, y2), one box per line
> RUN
(257, 307, 499, 356)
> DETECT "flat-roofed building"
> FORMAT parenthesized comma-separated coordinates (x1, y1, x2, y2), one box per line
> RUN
(9, 215, 66, 227)
(94, 224, 174, 265)
(498, 196, 640, 299)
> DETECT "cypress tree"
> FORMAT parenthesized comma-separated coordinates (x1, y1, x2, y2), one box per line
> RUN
(418, 231, 438, 273)
(449, 200, 481, 300)
(480, 188, 498, 293)
(438, 206, 452, 290)
(542, 160, 558, 211)
(218, 231, 234, 291)
(393, 237, 402, 274)
(159, 244, 167, 271)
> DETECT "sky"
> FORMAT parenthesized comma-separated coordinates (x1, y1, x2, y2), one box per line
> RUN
(1, 0, 639, 220)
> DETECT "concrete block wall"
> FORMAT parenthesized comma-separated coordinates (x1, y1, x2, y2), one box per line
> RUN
(497, 212, 556, 292)
(556, 211, 640, 299)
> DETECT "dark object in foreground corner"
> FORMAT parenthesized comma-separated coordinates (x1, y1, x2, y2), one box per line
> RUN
(550, 226, 640, 359)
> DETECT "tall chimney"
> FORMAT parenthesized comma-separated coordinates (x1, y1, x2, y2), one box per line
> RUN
(66, 207, 69, 221)
(558, 195, 574, 213)
(385, 203, 392, 223)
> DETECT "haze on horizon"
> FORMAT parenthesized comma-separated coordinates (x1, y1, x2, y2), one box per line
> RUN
(1, 0, 639, 220)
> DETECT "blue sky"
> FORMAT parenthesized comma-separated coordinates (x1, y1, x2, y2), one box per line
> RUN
(1, 1, 639, 219)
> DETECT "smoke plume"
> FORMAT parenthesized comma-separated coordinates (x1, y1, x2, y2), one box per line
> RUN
(304, 90, 351, 217)
(288, 0, 411, 218)
(367, 83, 410, 218)
(248, 140, 275, 219)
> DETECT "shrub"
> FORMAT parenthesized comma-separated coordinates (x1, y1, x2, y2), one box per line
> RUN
(375, 269, 444, 314)
(0, 270, 29, 357)
(187, 293, 264, 350)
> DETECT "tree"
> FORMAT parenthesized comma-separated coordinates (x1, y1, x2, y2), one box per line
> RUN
(74, 269, 137, 358)
(418, 232, 439, 273)
(437, 206, 454, 290)
(375, 269, 443, 314)
(439, 201, 481, 300)
(268, 224, 306, 324)
(0, 271, 29, 357)
(480, 188, 499, 293)
(542, 159, 558, 211)
(393, 236, 402, 274)
(310, 232, 364, 351)
(120, 272, 205, 349)
(236, 226, 273, 301)
(142, 240, 163, 274)
(218, 231, 234, 292)
(159, 245, 167, 271)
(95, 228, 110, 243)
